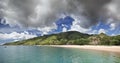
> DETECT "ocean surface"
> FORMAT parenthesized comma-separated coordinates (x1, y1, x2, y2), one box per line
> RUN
(0, 46, 120, 63)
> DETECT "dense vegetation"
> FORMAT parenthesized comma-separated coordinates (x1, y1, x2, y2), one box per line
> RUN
(4, 31, 120, 45)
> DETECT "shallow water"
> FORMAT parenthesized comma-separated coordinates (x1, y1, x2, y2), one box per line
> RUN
(0, 46, 120, 63)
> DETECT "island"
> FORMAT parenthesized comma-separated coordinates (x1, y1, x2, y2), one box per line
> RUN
(4, 31, 120, 46)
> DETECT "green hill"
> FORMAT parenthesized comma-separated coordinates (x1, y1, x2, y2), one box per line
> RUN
(4, 31, 120, 45)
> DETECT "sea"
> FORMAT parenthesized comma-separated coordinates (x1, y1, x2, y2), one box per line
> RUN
(0, 46, 120, 63)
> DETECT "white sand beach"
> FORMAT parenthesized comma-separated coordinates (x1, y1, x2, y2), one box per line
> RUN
(46, 45, 120, 53)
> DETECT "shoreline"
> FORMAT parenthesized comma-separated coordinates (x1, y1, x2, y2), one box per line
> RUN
(44, 45, 120, 53)
(2, 45, 120, 53)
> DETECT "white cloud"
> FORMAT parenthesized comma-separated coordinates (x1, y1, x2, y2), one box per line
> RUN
(70, 16, 91, 33)
(62, 27, 67, 32)
(111, 33, 116, 36)
(110, 23, 116, 30)
(37, 25, 57, 36)
(89, 30, 98, 34)
(0, 31, 37, 41)
(98, 29, 106, 34)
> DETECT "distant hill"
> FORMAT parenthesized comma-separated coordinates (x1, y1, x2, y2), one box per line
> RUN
(4, 31, 120, 45)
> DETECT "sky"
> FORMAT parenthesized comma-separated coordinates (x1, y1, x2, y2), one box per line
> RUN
(0, 0, 120, 44)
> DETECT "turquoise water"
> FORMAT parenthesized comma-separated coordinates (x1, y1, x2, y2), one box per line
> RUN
(0, 46, 120, 63)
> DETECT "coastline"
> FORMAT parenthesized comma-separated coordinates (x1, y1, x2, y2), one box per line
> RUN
(44, 45, 120, 53)
(2, 45, 120, 53)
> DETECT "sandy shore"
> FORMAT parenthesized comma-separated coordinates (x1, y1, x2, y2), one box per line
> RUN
(45, 45, 120, 53)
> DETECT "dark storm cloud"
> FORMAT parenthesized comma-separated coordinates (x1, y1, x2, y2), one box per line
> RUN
(79, 0, 111, 28)
(1, 0, 119, 29)
(102, 0, 120, 27)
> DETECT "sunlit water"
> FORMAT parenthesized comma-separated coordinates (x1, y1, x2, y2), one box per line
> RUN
(0, 46, 120, 63)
